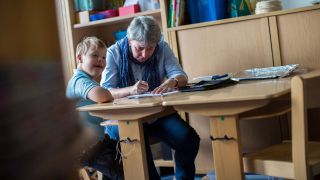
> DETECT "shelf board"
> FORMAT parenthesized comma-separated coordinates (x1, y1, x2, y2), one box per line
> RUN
(167, 4, 320, 32)
(154, 159, 175, 167)
(74, 9, 161, 29)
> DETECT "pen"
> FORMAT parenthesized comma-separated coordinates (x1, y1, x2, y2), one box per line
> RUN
(211, 73, 228, 80)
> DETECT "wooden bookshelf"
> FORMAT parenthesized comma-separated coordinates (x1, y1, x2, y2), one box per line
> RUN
(55, 0, 166, 82)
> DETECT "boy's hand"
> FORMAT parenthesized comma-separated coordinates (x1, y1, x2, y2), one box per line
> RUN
(130, 80, 149, 95)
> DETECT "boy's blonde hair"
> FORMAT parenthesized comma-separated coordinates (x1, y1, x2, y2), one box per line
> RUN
(76, 36, 107, 57)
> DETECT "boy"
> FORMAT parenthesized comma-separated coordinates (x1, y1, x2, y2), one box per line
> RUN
(66, 36, 113, 104)
(66, 36, 113, 138)
(66, 36, 123, 180)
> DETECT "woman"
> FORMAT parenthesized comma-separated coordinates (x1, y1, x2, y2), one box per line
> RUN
(101, 16, 200, 180)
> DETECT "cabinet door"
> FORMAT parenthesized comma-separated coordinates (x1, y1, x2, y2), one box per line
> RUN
(176, 17, 273, 79)
(277, 9, 320, 69)
(277, 9, 320, 141)
(174, 18, 283, 173)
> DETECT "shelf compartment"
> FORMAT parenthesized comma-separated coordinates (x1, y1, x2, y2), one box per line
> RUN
(74, 9, 161, 29)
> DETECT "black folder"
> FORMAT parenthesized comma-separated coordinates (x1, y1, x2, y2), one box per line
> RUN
(179, 78, 238, 92)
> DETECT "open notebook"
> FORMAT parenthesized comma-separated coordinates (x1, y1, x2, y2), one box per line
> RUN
(127, 90, 179, 99)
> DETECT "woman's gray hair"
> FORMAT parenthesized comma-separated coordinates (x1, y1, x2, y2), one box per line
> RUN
(127, 16, 161, 46)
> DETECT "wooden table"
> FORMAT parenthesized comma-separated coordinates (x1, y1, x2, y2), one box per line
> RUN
(162, 78, 292, 180)
(78, 77, 291, 180)
(77, 97, 175, 180)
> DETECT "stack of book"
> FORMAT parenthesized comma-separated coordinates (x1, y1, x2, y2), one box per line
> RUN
(167, 0, 186, 28)
(255, 0, 282, 14)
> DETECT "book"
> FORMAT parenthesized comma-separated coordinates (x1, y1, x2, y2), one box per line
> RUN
(171, 0, 176, 27)
(167, 0, 172, 27)
(175, 0, 185, 26)
(175, 0, 180, 27)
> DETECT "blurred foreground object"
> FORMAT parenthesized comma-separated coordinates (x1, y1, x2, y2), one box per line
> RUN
(0, 61, 89, 180)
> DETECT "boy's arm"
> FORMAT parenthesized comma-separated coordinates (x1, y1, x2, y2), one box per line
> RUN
(87, 86, 113, 103)
(108, 87, 131, 99)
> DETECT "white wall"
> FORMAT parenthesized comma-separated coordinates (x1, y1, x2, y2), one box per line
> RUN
(281, 0, 315, 9)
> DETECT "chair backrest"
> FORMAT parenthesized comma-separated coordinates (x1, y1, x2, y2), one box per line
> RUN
(291, 70, 320, 180)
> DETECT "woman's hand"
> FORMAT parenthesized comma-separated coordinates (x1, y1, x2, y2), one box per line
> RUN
(129, 80, 149, 95)
(152, 79, 177, 94)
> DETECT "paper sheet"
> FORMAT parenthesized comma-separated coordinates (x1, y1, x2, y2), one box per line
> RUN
(127, 90, 179, 99)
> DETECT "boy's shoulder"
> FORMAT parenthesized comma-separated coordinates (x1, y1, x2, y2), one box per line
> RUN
(67, 70, 95, 89)
(66, 70, 98, 100)
(71, 70, 92, 80)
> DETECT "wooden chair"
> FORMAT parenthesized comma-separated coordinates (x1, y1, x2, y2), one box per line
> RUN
(79, 167, 102, 180)
(243, 71, 320, 179)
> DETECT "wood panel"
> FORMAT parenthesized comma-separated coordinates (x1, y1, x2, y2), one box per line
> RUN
(55, 0, 77, 84)
(189, 116, 284, 173)
(188, 114, 214, 173)
(176, 17, 273, 79)
(240, 117, 283, 154)
(173, 17, 280, 173)
(159, 0, 169, 41)
(268, 16, 282, 66)
(118, 120, 149, 180)
(277, 9, 320, 141)
(210, 116, 244, 180)
(277, 9, 320, 69)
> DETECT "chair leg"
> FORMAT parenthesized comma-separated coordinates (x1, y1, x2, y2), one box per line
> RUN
(97, 171, 103, 180)
(79, 167, 100, 180)
(79, 168, 90, 180)
(202, 175, 210, 180)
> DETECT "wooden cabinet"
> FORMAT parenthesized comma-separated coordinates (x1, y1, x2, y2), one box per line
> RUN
(171, 17, 280, 173)
(55, 0, 165, 84)
(164, 4, 320, 73)
(175, 17, 273, 79)
(163, 4, 320, 173)
(276, 8, 320, 143)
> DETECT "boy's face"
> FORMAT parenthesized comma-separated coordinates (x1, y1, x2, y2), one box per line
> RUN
(78, 46, 107, 78)
(129, 40, 156, 63)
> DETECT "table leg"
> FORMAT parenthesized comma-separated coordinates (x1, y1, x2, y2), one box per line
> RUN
(118, 120, 149, 180)
(210, 115, 244, 180)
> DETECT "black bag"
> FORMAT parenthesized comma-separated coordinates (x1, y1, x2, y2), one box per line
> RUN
(80, 135, 124, 180)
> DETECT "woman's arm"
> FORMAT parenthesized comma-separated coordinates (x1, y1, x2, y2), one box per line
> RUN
(152, 41, 188, 94)
(109, 80, 149, 99)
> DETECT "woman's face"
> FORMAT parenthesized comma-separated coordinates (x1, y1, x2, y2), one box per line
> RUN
(129, 40, 156, 63)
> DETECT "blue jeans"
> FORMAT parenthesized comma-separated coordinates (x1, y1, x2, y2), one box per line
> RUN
(105, 113, 200, 180)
